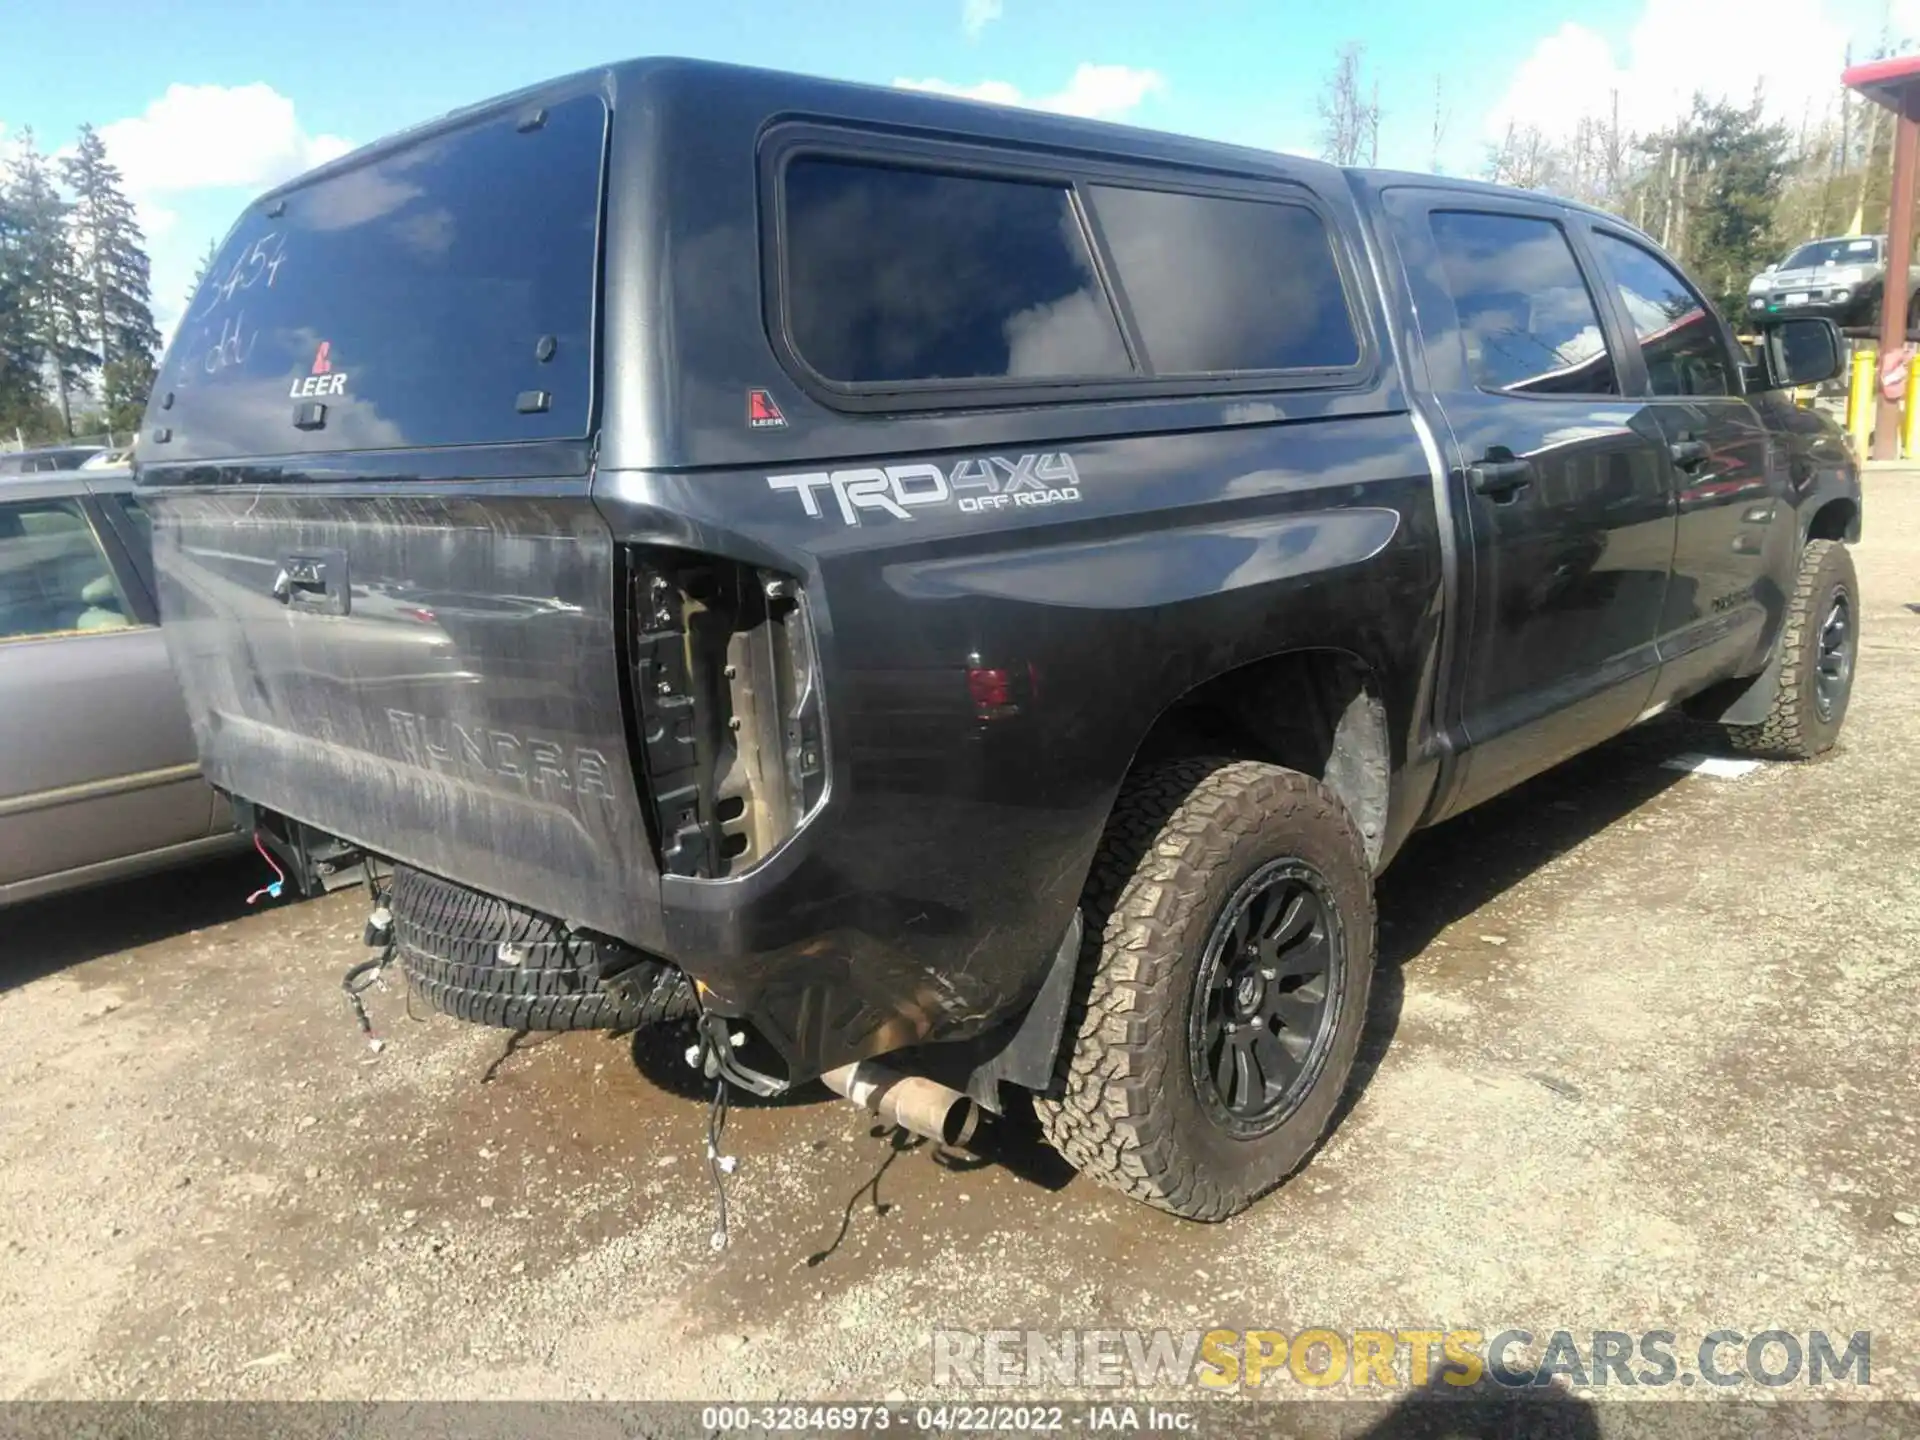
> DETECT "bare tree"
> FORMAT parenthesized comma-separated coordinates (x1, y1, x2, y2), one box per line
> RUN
(1770, 95, 1846, 247)
(1430, 75, 1451, 174)
(1826, 49, 1854, 235)
(1852, 98, 1887, 234)
(1485, 122, 1560, 190)
(1598, 90, 1627, 205)
(1318, 43, 1381, 166)
(1542, 92, 1631, 210)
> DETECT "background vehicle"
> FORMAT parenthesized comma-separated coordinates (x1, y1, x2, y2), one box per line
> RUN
(79, 447, 135, 470)
(0, 445, 106, 477)
(1747, 233, 1918, 329)
(137, 59, 1863, 1219)
(0, 469, 242, 907)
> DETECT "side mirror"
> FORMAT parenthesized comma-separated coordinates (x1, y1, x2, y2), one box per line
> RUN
(1760, 317, 1843, 389)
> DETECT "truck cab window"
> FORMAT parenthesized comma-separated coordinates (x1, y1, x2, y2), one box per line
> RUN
(1087, 185, 1359, 373)
(782, 158, 1132, 385)
(1591, 232, 1732, 398)
(1429, 211, 1617, 397)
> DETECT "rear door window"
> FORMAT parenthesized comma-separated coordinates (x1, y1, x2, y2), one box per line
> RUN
(154, 93, 607, 460)
(1088, 185, 1359, 372)
(1429, 210, 1618, 397)
(781, 157, 1133, 385)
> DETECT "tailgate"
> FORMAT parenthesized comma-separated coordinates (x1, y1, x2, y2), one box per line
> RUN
(149, 487, 664, 949)
(132, 84, 664, 945)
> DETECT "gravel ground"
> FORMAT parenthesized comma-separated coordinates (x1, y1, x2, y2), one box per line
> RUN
(2, 473, 1916, 1415)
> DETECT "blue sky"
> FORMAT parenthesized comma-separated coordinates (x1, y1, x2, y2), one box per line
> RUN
(4, 0, 1915, 334)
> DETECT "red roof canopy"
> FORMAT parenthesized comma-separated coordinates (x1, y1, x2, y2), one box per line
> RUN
(1843, 55, 1920, 110)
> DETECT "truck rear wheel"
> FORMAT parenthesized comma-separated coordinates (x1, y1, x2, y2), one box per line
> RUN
(1727, 539, 1858, 759)
(390, 864, 697, 1032)
(1035, 759, 1375, 1220)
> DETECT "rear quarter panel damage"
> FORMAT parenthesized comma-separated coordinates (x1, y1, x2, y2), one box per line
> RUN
(594, 411, 1442, 1074)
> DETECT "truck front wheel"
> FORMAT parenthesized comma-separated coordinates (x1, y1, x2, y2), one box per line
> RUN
(1727, 539, 1859, 759)
(1035, 759, 1375, 1220)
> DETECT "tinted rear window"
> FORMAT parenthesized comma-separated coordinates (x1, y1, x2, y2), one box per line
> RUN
(151, 94, 606, 460)
(1089, 186, 1359, 372)
(781, 157, 1132, 385)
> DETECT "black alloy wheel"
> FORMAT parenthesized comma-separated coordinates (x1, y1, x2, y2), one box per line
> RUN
(1190, 859, 1342, 1136)
(1813, 589, 1853, 722)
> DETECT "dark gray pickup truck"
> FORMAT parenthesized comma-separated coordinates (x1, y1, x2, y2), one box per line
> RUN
(136, 58, 1862, 1220)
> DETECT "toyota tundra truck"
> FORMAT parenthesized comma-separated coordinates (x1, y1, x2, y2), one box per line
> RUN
(136, 58, 1863, 1220)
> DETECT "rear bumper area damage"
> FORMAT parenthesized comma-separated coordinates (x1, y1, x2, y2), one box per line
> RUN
(151, 481, 1071, 1087)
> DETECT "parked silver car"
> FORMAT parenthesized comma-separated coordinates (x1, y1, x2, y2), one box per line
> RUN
(0, 444, 107, 476)
(1746, 234, 1915, 328)
(0, 470, 242, 906)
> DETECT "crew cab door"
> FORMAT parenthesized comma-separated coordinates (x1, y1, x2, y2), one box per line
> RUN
(1382, 190, 1675, 813)
(1579, 227, 1788, 704)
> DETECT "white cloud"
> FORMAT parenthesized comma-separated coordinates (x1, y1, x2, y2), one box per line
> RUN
(962, 0, 1002, 41)
(88, 84, 351, 344)
(137, 200, 179, 241)
(894, 63, 1165, 121)
(1894, 0, 1920, 46)
(1487, 0, 1855, 144)
(99, 83, 350, 196)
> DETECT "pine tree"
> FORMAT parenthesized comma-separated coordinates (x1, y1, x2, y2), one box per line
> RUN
(62, 124, 158, 430)
(0, 175, 53, 437)
(6, 129, 95, 436)
(1626, 97, 1791, 317)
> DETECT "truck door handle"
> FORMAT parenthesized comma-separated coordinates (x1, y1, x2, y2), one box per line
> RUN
(1669, 438, 1711, 468)
(269, 549, 350, 615)
(272, 562, 329, 602)
(1469, 456, 1533, 500)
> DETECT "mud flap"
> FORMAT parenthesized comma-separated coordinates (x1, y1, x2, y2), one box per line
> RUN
(1691, 644, 1787, 727)
(956, 913, 1084, 1112)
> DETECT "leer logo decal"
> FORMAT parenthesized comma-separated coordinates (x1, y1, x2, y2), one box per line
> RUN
(767, 452, 1081, 526)
(290, 339, 348, 399)
(747, 389, 788, 429)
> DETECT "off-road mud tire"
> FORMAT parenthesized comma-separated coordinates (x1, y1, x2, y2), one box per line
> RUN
(1035, 759, 1376, 1220)
(1727, 539, 1858, 759)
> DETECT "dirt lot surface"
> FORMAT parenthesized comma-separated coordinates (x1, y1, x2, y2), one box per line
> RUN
(3, 475, 1916, 1413)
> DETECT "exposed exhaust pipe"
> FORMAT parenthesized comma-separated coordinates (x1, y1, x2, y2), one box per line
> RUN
(820, 1060, 980, 1147)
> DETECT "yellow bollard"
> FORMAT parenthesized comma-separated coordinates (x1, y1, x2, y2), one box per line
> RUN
(1904, 351, 1920, 459)
(1847, 345, 1876, 457)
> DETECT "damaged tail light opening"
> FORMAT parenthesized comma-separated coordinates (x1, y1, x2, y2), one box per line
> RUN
(625, 548, 828, 878)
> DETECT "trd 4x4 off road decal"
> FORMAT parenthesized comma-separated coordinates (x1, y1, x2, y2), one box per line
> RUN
(767, 452, 1081, 526)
